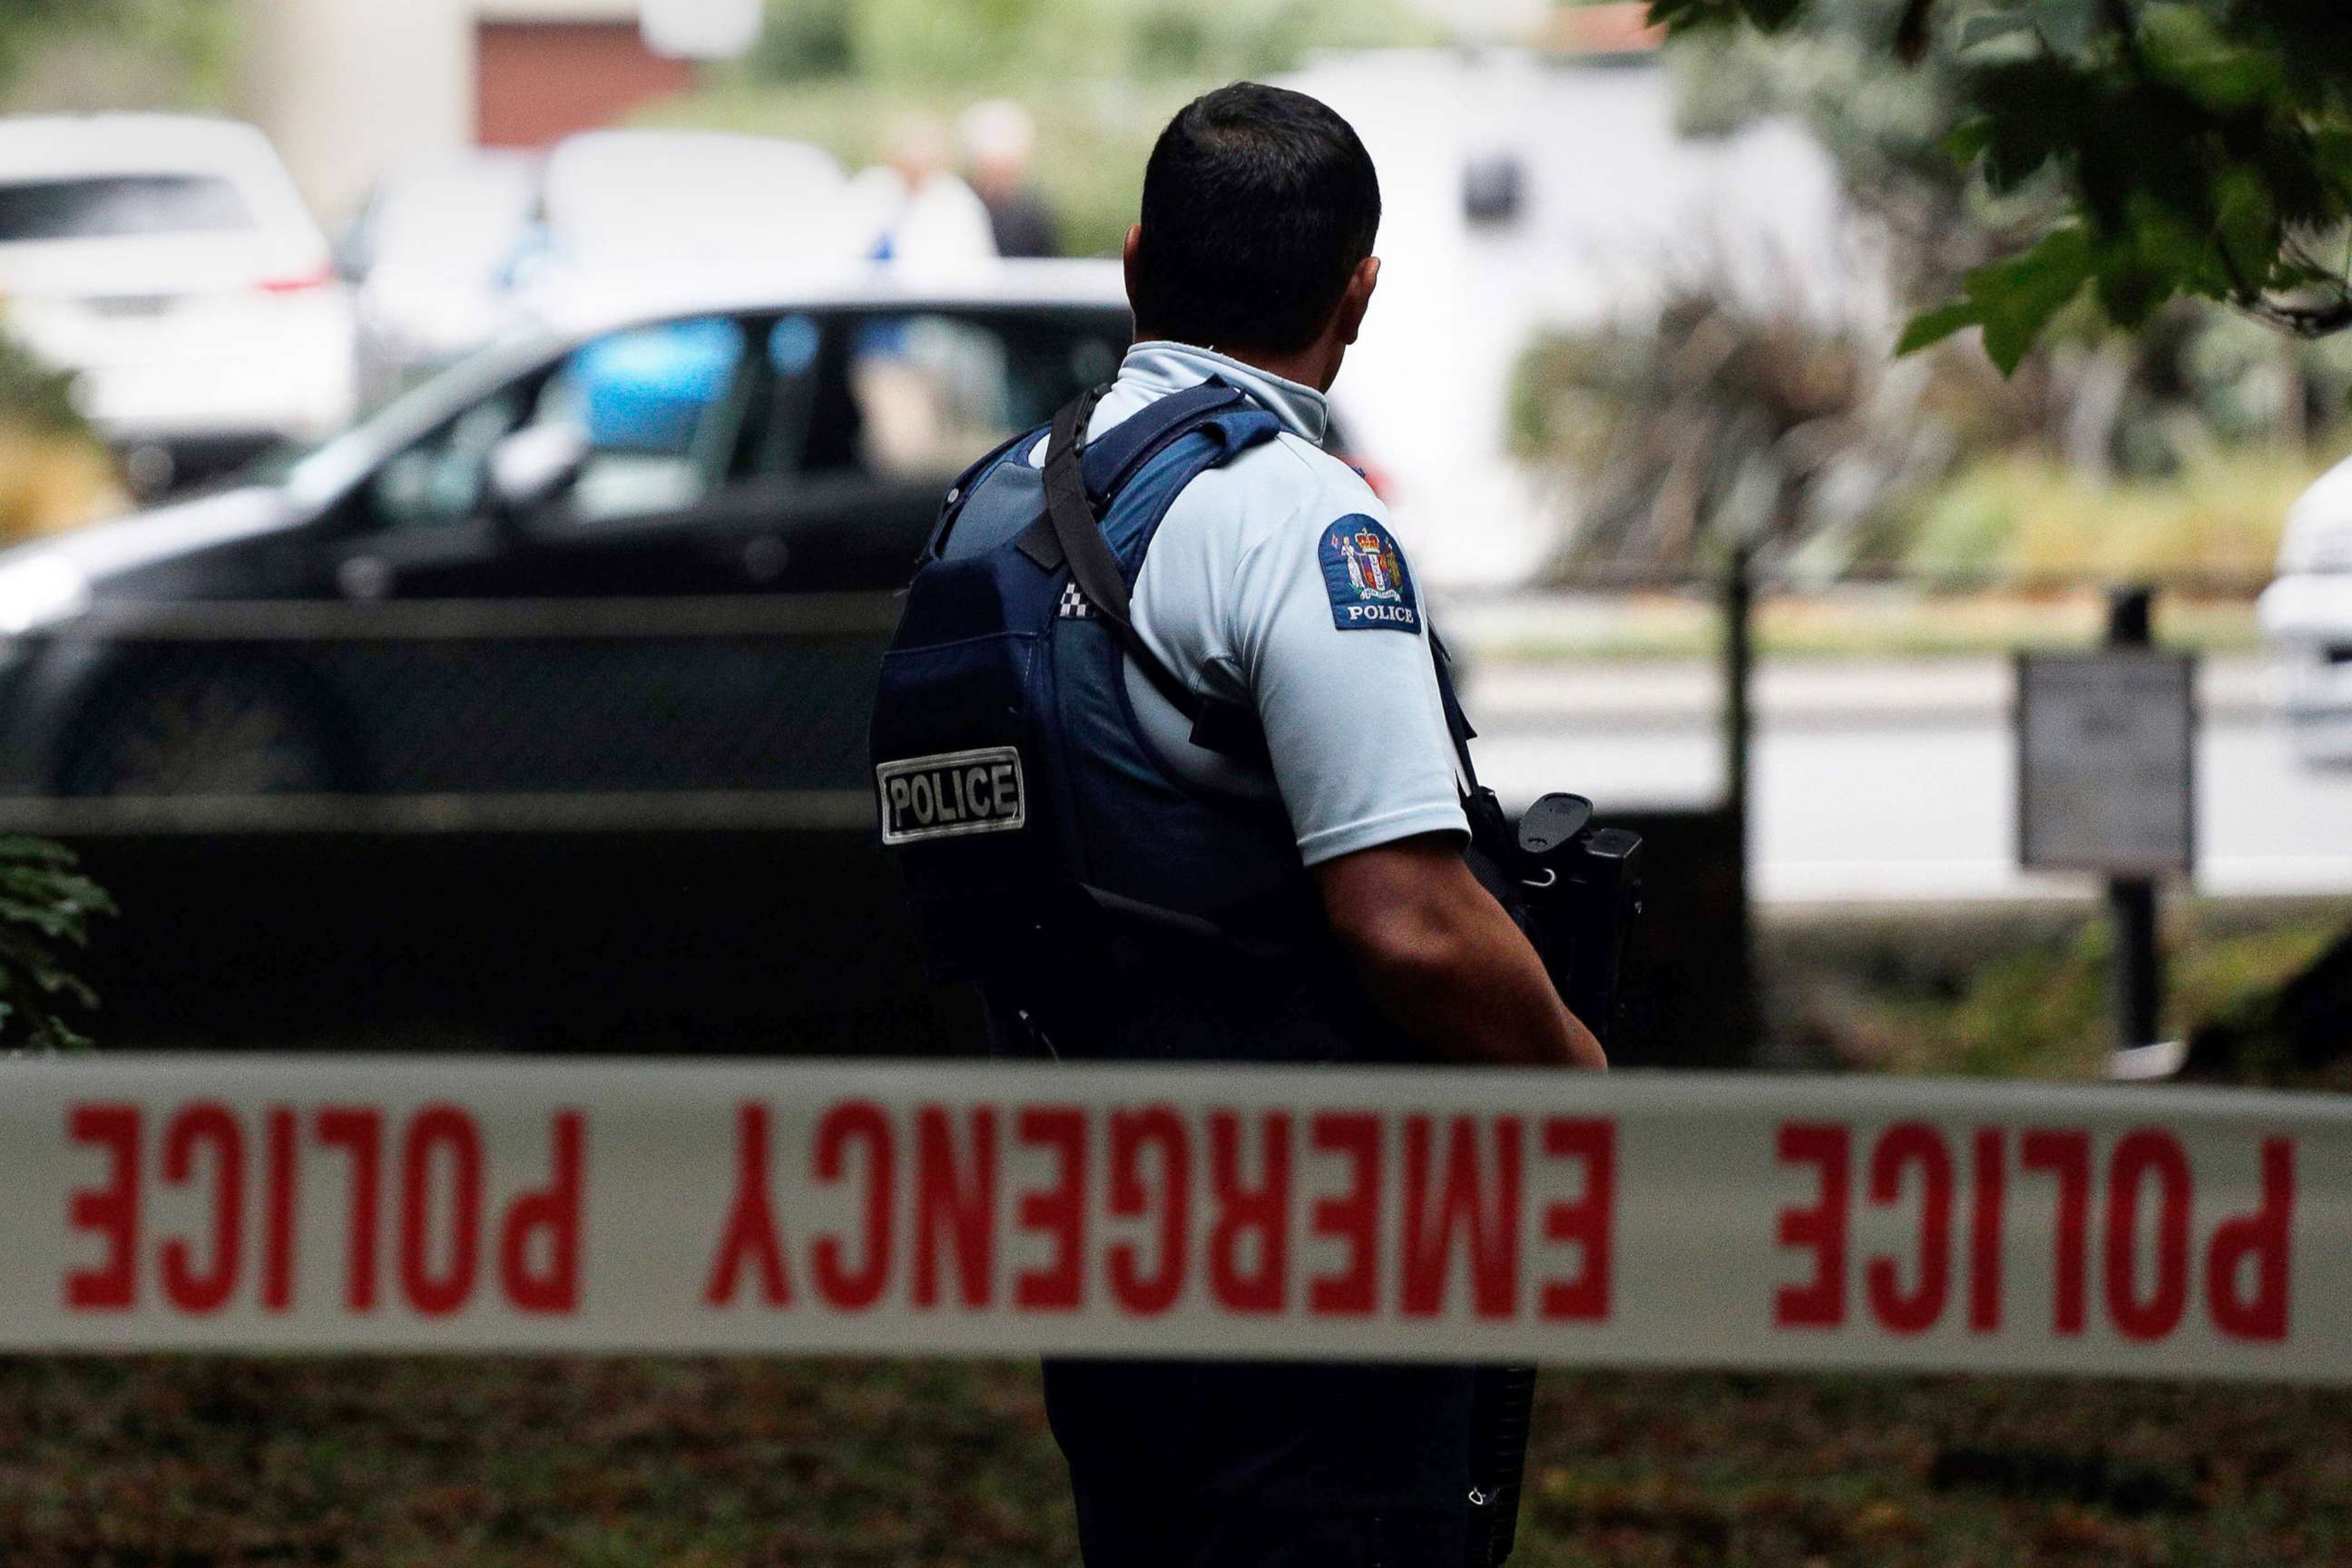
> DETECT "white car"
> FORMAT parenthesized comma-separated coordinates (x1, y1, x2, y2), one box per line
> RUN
(0, 113, 356, 490)
(514, 130, 865, 327)
(2258, 456, 2352, 766)
(340, 150, 541, 402)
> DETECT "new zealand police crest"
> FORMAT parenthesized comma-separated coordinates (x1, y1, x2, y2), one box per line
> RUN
(1318, 514, 1421, 632)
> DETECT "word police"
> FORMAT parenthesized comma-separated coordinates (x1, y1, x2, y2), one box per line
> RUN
(877, 746, 1026, 846)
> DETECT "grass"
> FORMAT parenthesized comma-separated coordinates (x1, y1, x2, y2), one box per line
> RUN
(1759, 900, 2352, 1080)
(5, 1355, 2350, 1567)
(1901, 449, 2326, 587)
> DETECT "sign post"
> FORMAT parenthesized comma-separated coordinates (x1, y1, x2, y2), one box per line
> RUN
(2016, 586, 2198, 1063)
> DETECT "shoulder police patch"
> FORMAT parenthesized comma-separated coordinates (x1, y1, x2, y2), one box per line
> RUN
(1318, 514, 1421, 632)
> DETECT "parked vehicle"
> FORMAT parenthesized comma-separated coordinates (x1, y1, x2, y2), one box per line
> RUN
(514, 131, 862, 328)
(338, 150, 542, 402)
(0, 113, 356, 492)
(2259, 456, 2352, 768)
(0, 263, 1135, 797)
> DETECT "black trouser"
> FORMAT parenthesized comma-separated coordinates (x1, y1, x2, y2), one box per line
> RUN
(1041, 1357, 1475, 1567)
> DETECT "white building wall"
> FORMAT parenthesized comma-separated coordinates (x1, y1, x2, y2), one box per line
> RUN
(1279, 50, 1857, 588)
(234, 0, 475, 222)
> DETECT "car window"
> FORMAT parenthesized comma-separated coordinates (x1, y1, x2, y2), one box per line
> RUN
(366, 392, 525, 531)
(531, 316, 753, 524)
(0, 175, 255, 240)
(824, 311, 1124, 482)
(744, 314, 824, 478)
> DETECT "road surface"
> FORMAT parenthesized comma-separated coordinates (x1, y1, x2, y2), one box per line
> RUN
(1463, 656, 2352, 906)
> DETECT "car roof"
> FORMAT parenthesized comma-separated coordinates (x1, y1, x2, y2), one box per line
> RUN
(0, 113, 292, 181)
(277, 259, 1135, 507)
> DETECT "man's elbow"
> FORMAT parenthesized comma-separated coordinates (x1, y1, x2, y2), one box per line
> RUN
(1328, 892, 1475, 986)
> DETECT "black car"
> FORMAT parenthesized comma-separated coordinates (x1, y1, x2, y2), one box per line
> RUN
(0, 266, 1142, 802)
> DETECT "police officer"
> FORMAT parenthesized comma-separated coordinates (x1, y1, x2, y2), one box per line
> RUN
(1001, 83, 1608, 1565)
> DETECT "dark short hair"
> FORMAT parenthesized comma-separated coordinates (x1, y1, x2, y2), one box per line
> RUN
(1132, 83, 1381, 355)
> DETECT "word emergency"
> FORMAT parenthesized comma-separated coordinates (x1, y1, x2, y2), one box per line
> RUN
(702, 1101, 1614, 1321)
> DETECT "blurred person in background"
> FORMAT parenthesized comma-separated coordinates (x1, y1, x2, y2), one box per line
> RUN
(848, 114, 995, 277)
(847, 116, 998, 471)
(959, 99, 1060, 259)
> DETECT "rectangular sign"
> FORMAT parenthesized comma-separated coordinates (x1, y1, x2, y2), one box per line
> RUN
(875, 747, 1025, 846)
(4, 1057, 2344, 1382)
(2017, 652, 2198, 874)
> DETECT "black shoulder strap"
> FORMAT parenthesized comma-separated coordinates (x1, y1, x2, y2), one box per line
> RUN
(1429, 630, 1484, 794)
(1037, 385, 1269, 766)
(1431, 628, 1525, 878)
(1014, 380, 1247, 577)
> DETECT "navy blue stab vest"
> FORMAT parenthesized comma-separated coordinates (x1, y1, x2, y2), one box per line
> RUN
(871, 383, 1428, 1064)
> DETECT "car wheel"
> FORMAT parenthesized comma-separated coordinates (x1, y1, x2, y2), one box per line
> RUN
(58, 667, 356, 797)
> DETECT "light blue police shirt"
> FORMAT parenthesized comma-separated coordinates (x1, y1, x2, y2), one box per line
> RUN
(1026, 341, 1468, 867)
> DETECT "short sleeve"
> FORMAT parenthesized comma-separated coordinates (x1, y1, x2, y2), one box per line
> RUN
(1230, 506, 1469, 865)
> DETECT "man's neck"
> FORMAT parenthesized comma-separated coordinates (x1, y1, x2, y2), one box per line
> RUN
(1139, 333, 1331, 394)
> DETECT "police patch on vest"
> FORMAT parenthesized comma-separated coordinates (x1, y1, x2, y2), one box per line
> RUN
(1318, 514, 1421, 632)
(876, 746, 1026, 845)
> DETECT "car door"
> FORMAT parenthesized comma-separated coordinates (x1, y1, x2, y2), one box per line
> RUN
(317, 384, 537, 602)
(491, 313, 768, 595)
(292, 315, 766, 790)
(471, 310, 897, 789)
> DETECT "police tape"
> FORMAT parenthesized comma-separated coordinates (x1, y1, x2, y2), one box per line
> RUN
(5, 1055, 2347, 1381)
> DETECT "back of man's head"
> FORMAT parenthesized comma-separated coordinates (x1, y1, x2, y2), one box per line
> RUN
(1132, 83, 1380, 357)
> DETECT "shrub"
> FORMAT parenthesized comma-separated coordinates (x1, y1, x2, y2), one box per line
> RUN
(0, 837, 114, 1054)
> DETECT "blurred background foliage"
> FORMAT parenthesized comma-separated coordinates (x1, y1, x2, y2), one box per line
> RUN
(0, 338, 119, 543)
(1512, 0, 2352, 585)
(741, 0, 1435, 89)
(1652, 0, 2352, 368)
(0, 0, 234, 111)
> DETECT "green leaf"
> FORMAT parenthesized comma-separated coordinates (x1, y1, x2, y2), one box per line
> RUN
(0, 836, 77, 869)
(2138, 3, 2285, 116)
(1943, 116, 1995, 167)
(2212, 167, 2279, 292)
(2034, 0, 2102, 54)
(0, 896, 76, 939)
(1958, 10, 2034, 51)
(1896, 299, 1983, 355)
(1964, 224, 2099, 373)
(0, 836, 110, 1051)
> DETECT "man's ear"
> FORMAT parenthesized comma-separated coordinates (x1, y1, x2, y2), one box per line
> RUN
(1122, 224, 1146, 328)
(1334, 255, 1380, 346)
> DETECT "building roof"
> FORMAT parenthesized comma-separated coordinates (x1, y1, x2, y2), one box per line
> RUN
(475, 0, 641, 22)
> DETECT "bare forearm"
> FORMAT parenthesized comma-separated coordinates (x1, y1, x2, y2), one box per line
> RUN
(1356, 906, 1602, 1067)
(1317, 836, 1608, 1070)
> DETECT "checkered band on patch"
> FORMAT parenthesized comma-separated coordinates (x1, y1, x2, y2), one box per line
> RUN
(1057, 583, 1095, 620)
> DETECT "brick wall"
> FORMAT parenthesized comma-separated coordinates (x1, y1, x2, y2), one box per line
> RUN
(475, 20, 692, 148)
